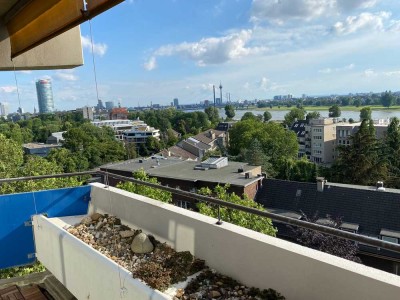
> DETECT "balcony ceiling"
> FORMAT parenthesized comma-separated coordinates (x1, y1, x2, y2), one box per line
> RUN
(0, 1, 19, 18)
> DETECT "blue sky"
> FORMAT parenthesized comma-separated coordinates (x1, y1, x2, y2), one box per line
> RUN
(1, 0, 400, 112)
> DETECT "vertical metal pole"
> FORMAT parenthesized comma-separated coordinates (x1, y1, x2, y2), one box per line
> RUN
(216, 205, 223, 225)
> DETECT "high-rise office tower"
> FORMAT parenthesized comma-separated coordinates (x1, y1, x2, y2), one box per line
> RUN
(36, 79, 54, 114)
(105, 101, 114, 110)
(173, 98, 179, 107)
(0, 102, 9, 117)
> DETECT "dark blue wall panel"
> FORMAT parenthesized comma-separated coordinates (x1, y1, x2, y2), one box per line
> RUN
(0, 186, 90, 269)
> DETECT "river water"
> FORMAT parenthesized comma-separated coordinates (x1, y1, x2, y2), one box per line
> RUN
(190, 108, 400, 121)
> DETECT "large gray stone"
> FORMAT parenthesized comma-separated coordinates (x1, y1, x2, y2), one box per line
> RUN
(131, 233, 154, 254)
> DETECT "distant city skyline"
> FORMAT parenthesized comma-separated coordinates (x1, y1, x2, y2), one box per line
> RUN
(1, 0, 400, 113)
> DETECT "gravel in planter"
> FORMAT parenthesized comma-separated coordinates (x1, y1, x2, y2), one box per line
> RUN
(66, 213, 285, 300)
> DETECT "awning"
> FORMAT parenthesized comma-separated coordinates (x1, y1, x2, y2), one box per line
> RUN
(4, 0, 124, 58)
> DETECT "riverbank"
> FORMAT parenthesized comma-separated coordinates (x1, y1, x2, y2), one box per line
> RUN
(238, 105, 400, 112)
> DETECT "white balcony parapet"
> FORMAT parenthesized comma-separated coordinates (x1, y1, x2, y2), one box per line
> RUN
(33, 183, 400, 300)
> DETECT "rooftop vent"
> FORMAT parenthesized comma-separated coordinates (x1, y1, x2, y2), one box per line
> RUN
(238, 167, 244, 173)
(245, 172, 250, 179)
(316, 177, 326, 192)
(376, 181, 385, 192)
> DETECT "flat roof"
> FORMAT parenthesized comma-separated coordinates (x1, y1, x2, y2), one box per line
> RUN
(101, 158, 262, 187)
(23, 143, 61, 149)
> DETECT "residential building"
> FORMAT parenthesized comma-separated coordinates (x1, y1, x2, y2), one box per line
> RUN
(101, 156, 263, 207)
(46, 131, 65, 144)
(256, 177, 400, 275)
(173, 129, 228, 160)
(36, 79, 55, 114)
(82, 106, 94, 121)
(109, 107, 128, 120)
(290, 120, 308, 158)
(308, 118, 337, 164)
(291, 118, 389, 164)
(336, 119, 389, 147)
(23, 143, 61, 157)
(290, 118, 337, 164)
(122, 122, 160, 145)
(92, 119, 137, 140)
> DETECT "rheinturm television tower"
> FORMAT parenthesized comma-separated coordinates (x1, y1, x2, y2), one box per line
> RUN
(219, 82, 223, 105)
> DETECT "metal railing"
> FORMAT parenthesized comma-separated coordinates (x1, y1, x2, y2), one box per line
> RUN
(97, 170, 400, 254)
(1, 170, 400, 254)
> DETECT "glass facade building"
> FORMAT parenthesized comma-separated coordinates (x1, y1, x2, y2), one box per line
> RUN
(36, 79, 54, 114)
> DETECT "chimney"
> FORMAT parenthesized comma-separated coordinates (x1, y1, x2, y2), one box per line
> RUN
(317, 177, 325, 192)
(245, 172, 250, 179)
(208, 130, 215, 139)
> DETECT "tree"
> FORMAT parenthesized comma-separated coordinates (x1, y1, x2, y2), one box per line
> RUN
(204, 107, 220, 124)
(276, 158, 317, 182)
(228, 119, 298, 167)
(359, 107, 372, 121)
(306, 111, 320, 121)
(353, 99, 361, 107)
(241, 112, 258, 121)
(242, 139, 273, 174)
(197, 185, 277, 236)
(224, 105, 235, 120)
(263, 111, 272, 122)
(283, 108, 305, 127)
(381, 91, 395, 108)
(291, 213, 361, 263)
(331, 120, 387, 185)
(383, 117, 400, 187)
(328, 105, 341, 118)
(117, 169, 172, 203)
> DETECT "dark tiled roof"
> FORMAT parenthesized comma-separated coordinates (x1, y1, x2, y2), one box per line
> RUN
(159, 146, 198, 160)
(290, 120, 308, 137)
(256, 179, 400, 237)
(191, 130, 225, 145)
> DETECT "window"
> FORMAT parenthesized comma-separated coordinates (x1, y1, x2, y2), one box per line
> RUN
(382, 236, 398, 244)
(176, 200, 190, 209)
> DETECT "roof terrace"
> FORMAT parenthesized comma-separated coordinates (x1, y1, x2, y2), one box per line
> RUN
(1, 172, 400, 299)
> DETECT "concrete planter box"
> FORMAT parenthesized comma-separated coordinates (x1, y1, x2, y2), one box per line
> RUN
(33, 183, 400, 300)
(33, 215, 170, 300)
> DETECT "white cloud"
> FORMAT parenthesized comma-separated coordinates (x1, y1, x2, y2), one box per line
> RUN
(81, 35, 108, 56)
(259, 77, 271, 90)
(336, 0, 379, 11)
(143, 56, 157, 71)
(384, 70, 400, 76)
(0, 86, 17, 93)
(364, 68, 376, 77)
(251, 0, 335, 23)
(332, 12, 390, 35)
(319, 63, 355, 73)
(148, 30, 266, 68)
(54, 70, 78, 81)
(250, 0, 381, 23)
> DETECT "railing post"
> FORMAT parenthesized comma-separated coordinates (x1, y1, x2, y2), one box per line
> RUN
(216, 205, 223, 225)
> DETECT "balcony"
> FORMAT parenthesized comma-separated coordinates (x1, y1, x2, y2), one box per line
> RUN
(1, 176, 400, 299)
